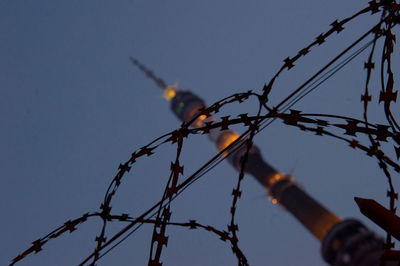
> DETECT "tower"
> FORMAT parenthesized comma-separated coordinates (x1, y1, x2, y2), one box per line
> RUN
(132, 58, 384, 265)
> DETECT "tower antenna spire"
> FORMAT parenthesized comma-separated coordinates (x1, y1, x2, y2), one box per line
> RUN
(129, 57, 168, 90)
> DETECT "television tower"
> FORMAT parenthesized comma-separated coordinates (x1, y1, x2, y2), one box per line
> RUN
(131, 58, 384, 266)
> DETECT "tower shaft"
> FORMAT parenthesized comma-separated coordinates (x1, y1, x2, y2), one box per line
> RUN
(169, 90, 383, 265)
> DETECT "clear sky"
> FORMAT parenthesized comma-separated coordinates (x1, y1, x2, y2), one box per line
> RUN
(1, 1, 399, 265)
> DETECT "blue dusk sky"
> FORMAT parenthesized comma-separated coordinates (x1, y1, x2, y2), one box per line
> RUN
(1, 1, 399, 265)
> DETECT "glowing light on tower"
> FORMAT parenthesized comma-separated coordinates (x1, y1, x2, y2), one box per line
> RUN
(164, 85, 177, 101)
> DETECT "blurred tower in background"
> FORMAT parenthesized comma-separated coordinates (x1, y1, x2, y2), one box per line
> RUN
(131, 58, 385, 265)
